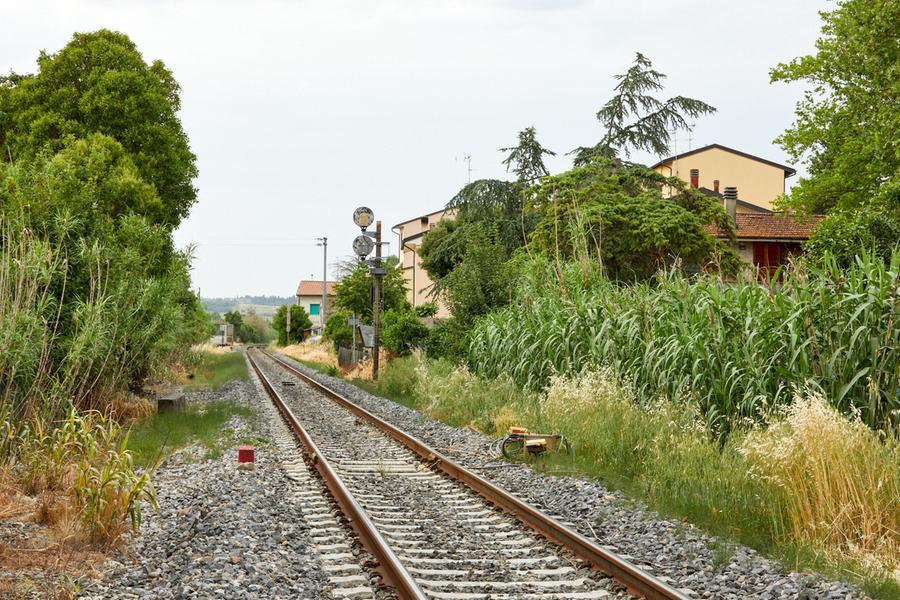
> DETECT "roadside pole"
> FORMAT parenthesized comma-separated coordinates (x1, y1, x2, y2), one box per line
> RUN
(286, 302, 291, 345)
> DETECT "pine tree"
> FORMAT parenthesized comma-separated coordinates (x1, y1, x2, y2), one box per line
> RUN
(573, 53, 716, 165)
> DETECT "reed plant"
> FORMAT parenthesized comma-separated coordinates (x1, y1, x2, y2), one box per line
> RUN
(469, 251, 899, 433)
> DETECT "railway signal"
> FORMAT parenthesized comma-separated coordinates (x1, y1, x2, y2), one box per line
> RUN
(352, 207, 384, 380)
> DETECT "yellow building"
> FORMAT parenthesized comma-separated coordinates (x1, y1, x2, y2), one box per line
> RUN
(391, 209, 455, 318)
(651, 143, 796, 211)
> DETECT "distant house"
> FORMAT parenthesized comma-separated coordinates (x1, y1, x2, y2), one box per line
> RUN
(704, 188, 823, 277)
(392, 209, 455, 318)
(295, 280, 337, 333)
(651, 143, 796, 212)
(651, 143, 820, 273)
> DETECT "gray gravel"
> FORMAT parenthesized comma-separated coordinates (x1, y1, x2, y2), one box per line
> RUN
(274, 353, 871, 600)
(82, 378, 332, 599)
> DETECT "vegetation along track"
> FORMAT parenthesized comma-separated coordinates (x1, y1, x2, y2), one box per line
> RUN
(248, 349, 690, 600)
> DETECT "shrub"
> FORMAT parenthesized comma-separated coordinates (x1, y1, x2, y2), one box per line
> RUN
(381, 308, 429, 356)
(414, 302, 438, 318)
(323, 310, 354, 350)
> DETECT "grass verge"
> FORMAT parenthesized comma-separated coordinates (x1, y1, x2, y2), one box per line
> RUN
(127, 401, 255, 467)
(185, 350, 249, 390)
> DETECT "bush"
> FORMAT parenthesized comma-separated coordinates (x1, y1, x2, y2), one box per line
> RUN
(272, 304, 312, 345)
(425, 318, 469, 361)
(381, 308, 429, 356)
(414, 302, 438, 318)
(323, 310, 354, 350)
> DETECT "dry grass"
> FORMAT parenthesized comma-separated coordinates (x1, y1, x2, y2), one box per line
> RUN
(280, 342, 340, 370)
(109, 391, 155, 423)
(741, 393, 900, 575)
(191, 342, 235, 355)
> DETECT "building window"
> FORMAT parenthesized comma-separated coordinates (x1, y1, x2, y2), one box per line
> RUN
(309, 303, 320, 316)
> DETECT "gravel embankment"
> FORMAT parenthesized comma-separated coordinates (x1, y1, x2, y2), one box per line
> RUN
(82, 379, 333, 600)
(275, 353, 869, 600)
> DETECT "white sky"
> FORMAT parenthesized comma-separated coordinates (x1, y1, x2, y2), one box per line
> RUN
(2, 0, 826, 297)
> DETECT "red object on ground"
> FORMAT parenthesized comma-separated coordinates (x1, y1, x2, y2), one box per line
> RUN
(238, 445, 255, 463)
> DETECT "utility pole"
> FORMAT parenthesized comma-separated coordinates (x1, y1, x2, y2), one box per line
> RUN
(285, 300, 291, 345)
(317, 237, 328, 332)
(372, 221, 383, 380)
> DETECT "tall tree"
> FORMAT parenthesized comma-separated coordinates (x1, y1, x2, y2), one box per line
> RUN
(0, 29, 197, 227)
(272, 305, 312, 345)
(500, 126, 556, 183)
(333, 259, 409, 321)
(770, 0, 900, 214)
(527, 158, 737, 280)
(572, 53, 716, 165)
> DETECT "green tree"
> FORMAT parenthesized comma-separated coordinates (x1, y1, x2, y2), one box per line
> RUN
(443, 224, 514, 325)
(0, 29, 197, 227)
(223, 310, 243, 331)
(500, 126, 556, 183)
(804, 181, 900, 267)
(381, 308, 429, 356)
(572, 53, 716, 164)
(527, 159, 737, 280)
(333, 260, 409, 320)
(323, 310, 354, 350)
(771, 0, 900, 214)
(272, 305, 312, 346)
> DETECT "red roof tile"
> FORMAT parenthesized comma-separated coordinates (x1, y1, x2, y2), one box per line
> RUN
(706, 214, 823, 241)
(296, 280, 338, 297)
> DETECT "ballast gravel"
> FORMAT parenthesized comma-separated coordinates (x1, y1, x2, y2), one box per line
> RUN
(274, 353, 870, 600)
(81, 379, 332, 600)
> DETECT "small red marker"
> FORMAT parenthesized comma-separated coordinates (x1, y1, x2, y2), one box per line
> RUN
(238, 445, 255, 464)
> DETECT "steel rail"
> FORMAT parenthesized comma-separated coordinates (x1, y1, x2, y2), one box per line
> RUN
(264, 349, 691, 600)
(246, 350, 427, 600)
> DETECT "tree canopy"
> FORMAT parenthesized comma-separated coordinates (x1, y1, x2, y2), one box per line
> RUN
(500, 126, 555, 183)
(572, 53, 715, 164)
(527, 159, 737, 280)
(272, 304, 312, 345)
(0, 29, 197, 228)
(771, 0, 899, 214)
(333, 260, 409, 320)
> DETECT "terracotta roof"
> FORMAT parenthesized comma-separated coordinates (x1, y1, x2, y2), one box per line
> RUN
(707, 214, 823, 241)
(651, 143, 796, 177)
(296, 280, 338, 297)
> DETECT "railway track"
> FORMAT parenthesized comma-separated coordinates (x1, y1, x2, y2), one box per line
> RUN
(248, 349, 690, 600)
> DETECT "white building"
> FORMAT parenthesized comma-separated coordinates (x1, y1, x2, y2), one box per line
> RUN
(295, 279, 337, 333)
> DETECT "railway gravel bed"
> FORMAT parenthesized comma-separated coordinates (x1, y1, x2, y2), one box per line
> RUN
(254, 352, 635, 600)
(82, 380, 334, 600)
(274, 353, 869, 600)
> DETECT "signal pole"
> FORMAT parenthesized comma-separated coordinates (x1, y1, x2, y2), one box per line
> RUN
(372, 221, 383, 380)
(317, 237, 328, 331)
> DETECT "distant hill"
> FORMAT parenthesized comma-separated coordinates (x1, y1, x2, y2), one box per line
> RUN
(203, 295, 294, 319)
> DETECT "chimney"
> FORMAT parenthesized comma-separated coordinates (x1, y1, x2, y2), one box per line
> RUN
(723, 187, 738, 224)
(689, 168, 699, 189)
(713, 179, 720, 193)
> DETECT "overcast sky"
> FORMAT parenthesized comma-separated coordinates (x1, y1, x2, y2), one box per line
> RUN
(3, 0, 827, 297)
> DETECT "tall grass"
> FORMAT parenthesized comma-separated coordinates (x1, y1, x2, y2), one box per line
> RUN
(469, 252, 899, 432)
